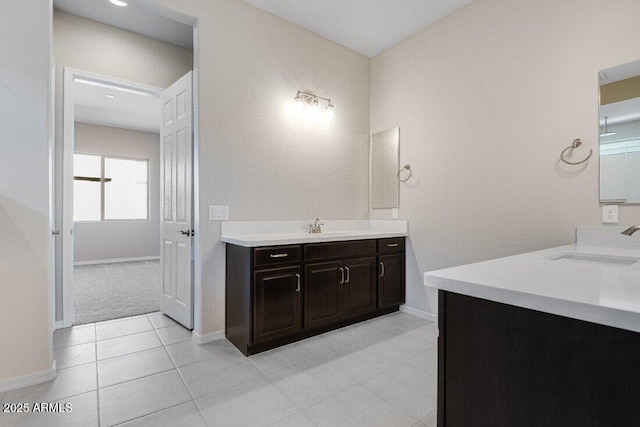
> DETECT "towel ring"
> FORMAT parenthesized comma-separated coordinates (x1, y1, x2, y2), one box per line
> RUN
(397, 164, 412, 182)
(560, 139, 592, 165)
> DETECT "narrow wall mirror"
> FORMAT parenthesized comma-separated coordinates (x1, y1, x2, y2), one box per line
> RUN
(371, 127, 399, 208)
(599, 60, 640, 204)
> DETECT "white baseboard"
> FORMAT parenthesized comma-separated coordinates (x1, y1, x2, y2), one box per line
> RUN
(74, 256, 160, 266)
(192, 329, 225, 345)
(400, 305, 438, 323)
(0, 361, 57, 393)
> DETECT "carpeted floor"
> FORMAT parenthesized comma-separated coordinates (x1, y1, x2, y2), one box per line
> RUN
(73, 260, 161, 325)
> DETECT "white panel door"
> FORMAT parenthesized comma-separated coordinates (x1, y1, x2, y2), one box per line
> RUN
(160, 71, 193, 329)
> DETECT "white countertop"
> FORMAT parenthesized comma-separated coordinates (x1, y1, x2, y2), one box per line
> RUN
(221, 220, 408, 247)
(424, 226, 640, 333)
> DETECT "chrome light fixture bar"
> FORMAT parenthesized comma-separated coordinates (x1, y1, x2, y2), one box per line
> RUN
(294, 91, 335, 120)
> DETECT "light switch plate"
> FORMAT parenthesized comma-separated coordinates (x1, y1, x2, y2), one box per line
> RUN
(602, 205, 619, 224)
(392, 208, 399, 219)
(209, 206, 229, 221)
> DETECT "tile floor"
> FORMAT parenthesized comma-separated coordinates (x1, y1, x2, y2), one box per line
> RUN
(0, 311, 437, 427)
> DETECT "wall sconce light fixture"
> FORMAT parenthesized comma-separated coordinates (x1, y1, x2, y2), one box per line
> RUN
(293, 91, 335, 123)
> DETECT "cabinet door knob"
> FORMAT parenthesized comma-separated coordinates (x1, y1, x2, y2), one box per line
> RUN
(295, 273, 301, 292)
(345, 266, 350, 283)
(339, 267, 345, 284)
(379, 262, 385, 277)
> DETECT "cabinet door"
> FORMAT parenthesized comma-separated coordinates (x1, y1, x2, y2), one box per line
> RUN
(304, 261, 343, 330)
(378, 254, 405, 308)
(343, 257, 377, 319)
(253, 266, 301, 343)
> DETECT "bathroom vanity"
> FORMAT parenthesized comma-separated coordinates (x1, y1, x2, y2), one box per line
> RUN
(425, 226, 640, 426)
(222, 220, 407, 355)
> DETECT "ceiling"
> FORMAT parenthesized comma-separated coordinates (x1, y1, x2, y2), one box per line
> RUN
(243, 0, 475, 57)
(53, 0, 193, 49)
(74, 80, 161, 133)
(54, 0, 474, 57)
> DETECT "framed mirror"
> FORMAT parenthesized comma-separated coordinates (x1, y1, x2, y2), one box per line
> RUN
(371, 127, 399, 208)
(599, 60, 640, 204)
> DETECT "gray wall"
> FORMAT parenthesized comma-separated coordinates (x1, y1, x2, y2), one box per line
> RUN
(53, 10, 193, 320)
(0, 1, 52, 381)
(370, 0, 640, 315)
(74, 123, 160, 263)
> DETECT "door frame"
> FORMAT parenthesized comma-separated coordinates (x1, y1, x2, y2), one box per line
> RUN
(59, 68, 199, 328)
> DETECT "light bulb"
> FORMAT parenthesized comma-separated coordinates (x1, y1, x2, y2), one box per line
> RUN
(109, 0, 129, 6)
(325, 104, 335, 123)
(309, 98, 321, 119)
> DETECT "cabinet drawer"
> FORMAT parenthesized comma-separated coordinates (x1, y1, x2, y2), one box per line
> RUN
(378, 238, 405, 254)
(305, 240, 376, 261)
(254, 245, 301, 267)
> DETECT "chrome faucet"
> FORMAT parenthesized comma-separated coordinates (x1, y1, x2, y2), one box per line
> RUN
(621, 225, 640, 236)
(305, 218, 324, 234)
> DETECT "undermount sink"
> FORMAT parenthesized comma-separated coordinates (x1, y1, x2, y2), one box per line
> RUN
(547, 252, 640, 266)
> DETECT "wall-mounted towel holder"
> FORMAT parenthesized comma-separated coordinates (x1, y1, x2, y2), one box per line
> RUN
(397, 164, 412, 182)
(560, 139, 592, 165)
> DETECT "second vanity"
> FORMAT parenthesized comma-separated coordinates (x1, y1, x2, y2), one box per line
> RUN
(425, 225, 640, 426)
(222, 220, 408, 355)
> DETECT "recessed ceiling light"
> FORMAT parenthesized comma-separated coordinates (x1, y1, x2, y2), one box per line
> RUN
(109, 0, 128, 7)
(105, 94, 116, 99)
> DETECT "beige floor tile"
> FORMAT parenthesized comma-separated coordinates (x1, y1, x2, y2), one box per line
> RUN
(362, 363, 437, 420)
(179, 356, 262, 398)
(99, 370, 191, 427)
(53, 342, 96, 369)
(265, 357, 355, 409)
(195, 376, 297, 427)
(96, 316, 154, 341)
(96, 330, 162, 360)
(155, 325, 192, 346)
(97, 347, 175, 388)
(53, 324, 95, 349)
(302, 385, 417, 427)
(0, 391, 98, 427)
(165, 339, 244, 368)
(3, 363, 97, 404)
(118, 401, 206, 427)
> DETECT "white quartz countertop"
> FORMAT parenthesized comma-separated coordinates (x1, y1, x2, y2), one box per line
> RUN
(424, 226, 640, 333)
(221, 220, 408, 247)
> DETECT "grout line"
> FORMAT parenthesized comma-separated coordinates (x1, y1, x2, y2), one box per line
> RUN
(110, 399, 195, 427)
(96, 341, 164, 363)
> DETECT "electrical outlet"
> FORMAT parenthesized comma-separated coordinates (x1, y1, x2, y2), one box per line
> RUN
(392, 208, 398, 219)
(209, 206, 229, 221)
(602, 205, 619, 224)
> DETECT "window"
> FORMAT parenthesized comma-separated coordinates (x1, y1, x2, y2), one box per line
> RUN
(73, 154, 149, 221)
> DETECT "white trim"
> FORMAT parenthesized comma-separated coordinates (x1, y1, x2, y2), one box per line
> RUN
(74, 256, 160, 266)
(400, 305, 438, 323)
(0, 361, 57, 393)
(192, 22, 202, 339)
(191, 329, 224, 345)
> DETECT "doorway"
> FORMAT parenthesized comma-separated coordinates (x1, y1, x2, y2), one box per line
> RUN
(69, 73, 163, 324)
(60, 68, 195, 329)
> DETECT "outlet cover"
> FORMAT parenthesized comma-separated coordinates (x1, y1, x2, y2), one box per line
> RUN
(392, 208, 399, 219)
(602, 205, 619, 224)
(209, 206, 229, 221)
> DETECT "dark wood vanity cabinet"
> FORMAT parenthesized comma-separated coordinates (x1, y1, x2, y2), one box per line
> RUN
(226, 237, 405, 355)
(378, 237, 406, 308)
(253, 266, 301, 343)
